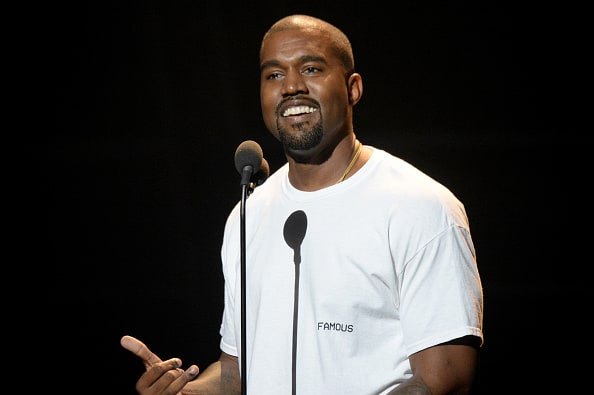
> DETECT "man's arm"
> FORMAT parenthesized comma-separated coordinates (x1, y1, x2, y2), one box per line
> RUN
(388, 336, 481, 395)
(183, 352, 241, 395)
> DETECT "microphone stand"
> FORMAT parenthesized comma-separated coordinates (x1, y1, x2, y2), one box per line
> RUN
(283, 210, 307, 395)
(240, 182, 247, 394)
(239, 173, 254, 395)
(234, 139, 266, 394)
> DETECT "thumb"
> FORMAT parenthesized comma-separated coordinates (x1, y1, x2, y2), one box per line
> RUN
(120, 335, 163, 369)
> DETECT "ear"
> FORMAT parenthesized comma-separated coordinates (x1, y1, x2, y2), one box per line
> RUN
(347, 73, 363, 105)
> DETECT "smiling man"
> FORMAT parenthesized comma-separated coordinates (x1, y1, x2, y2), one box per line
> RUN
(122, 14, 484, 395)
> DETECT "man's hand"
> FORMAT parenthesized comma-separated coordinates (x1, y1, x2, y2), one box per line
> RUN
(120, 335, 199, 395)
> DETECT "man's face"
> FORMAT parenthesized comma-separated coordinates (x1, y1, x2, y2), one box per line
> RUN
(259, 29, 350, 160)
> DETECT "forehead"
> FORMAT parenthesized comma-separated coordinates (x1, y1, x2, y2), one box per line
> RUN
(260, 29, 336, 64)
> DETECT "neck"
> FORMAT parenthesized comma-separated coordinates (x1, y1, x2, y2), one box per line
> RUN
(287, 138, 365, 191)
(336, 139, 362, 184)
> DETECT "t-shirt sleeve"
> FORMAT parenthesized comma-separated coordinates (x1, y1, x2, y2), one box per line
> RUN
(399, 224, 483, 356)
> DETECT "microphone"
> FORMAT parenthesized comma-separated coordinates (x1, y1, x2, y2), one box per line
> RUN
(283, 210, 308, 264)
(283, 210, 308, 395)
(234, 140, 263, 186)
(251, 157, 270, 187)
(234, 139, 266, 395)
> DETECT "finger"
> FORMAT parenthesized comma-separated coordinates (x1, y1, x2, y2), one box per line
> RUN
(120, 335, 163, 368)
(142, 359, 199, 395)
(170, 365, 199, 393)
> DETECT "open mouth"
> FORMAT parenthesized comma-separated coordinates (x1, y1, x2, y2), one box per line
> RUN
(282, 105, 318, 117)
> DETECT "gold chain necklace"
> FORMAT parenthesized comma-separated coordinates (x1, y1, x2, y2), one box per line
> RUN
(336, 140, 362, 184)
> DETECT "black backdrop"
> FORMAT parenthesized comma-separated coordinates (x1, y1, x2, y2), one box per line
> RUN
(50, 1, 568, 393)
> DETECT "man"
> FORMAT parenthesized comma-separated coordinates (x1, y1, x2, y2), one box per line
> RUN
(122, 14, 483, 394)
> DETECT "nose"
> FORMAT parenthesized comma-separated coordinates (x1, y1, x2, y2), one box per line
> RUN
(281, 70, 308, 96)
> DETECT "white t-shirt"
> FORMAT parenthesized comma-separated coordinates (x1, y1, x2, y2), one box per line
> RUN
(219, 146, 483, 394)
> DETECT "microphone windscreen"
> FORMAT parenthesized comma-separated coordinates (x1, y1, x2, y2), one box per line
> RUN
(253, 158, 270, 186)
(283, 210, 307, 264)
(283, 210, 308, 250)
(234, 140, 263, 174)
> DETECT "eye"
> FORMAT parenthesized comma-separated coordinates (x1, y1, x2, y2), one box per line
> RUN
(303, 66, 320, 75)
(265, 71, 283, 80)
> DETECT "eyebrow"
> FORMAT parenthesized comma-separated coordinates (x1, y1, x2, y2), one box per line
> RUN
(260, 55, 328, 72)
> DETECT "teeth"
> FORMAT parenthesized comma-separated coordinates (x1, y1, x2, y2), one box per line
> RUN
(282, 106, 317, 117)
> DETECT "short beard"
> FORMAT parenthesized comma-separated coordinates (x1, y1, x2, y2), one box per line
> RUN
(277, 118, 323, 152)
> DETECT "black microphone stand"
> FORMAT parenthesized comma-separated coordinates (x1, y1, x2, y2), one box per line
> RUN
(234, 139, 266, 394)
(239, 169, 255, 395)
(283, 210, 307, 395)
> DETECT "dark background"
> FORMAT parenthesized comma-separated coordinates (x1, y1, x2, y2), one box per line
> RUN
(49, 1, 572, 393)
